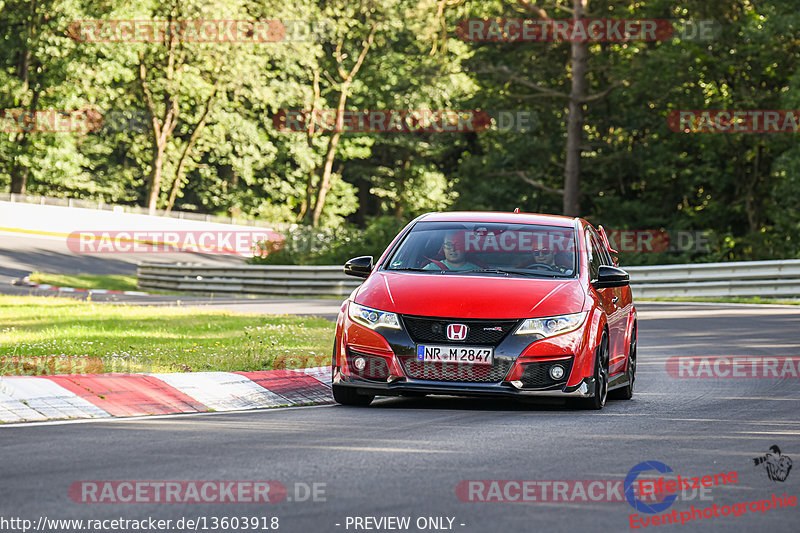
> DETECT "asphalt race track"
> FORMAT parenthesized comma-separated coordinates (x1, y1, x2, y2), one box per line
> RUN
(1, 302, 799, 533)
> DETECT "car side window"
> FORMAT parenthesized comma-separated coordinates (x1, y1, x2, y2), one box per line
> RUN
(587, 227, 612, 266)
(592, 233, 610, 266)
(586, 232, 601, 281)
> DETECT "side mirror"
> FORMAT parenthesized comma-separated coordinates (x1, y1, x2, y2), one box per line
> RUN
(344, 256, 374, 279)
(593, 265, 629, 289)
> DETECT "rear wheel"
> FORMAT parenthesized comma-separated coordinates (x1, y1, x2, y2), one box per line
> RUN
(332, 385, 374, 406)
(610, 326, 636, 400)
(579, 332, 609, 410)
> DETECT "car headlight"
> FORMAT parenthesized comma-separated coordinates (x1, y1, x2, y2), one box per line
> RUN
(348, 302, 400, 330)
(514, 312, 587, 338)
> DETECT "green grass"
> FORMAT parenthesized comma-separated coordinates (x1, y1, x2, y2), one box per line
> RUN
(0, 295, 335, 375)
(642, 296, 800, 305)
(29, 272, 139, 292)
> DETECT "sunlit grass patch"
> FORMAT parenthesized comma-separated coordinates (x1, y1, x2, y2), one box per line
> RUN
(29, 272, 140, 292)
(0, 295, 335, 375)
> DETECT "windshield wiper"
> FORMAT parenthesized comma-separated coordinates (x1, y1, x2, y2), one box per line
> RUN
(390, 267, 447, 274)
(463, 268, 559, 278)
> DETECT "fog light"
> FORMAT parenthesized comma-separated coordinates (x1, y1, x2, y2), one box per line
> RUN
(354, 357, 366, 371)
(549, 365, 565, 380)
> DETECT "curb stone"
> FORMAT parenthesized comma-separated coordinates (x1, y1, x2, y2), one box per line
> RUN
(0, 366, 333, 423)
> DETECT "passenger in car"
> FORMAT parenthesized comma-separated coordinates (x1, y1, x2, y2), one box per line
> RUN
(531, 248, 573, 274)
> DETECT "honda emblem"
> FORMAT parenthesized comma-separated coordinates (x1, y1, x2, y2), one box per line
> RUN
(446, 323, 469, 341)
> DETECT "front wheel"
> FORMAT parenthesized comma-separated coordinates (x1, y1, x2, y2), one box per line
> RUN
(578, 332, 609, 410)
(332, 384, 374, 406)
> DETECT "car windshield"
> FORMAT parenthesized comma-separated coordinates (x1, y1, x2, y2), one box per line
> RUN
(384, 221, 578, 277)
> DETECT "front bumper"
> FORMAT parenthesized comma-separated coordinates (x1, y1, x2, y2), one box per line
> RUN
(333, 371, 596, 399)
(337, 308, 594, 399)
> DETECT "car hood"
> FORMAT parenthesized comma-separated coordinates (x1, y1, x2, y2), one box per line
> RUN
(354, 271, 585, 319)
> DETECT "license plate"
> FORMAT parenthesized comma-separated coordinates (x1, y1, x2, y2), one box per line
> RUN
(415, 345, 494, 365)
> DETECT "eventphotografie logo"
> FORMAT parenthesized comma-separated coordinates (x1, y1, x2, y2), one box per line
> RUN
(753, 445, 793, 482)
(625, 461, 678, 514)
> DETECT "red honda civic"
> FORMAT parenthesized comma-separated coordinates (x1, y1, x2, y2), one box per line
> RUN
(332, 211, 637, 410)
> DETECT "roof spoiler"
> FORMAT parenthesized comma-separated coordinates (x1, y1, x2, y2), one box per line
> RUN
(598, 225, 618, 254)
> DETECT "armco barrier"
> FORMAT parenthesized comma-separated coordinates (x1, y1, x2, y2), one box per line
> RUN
(136, 260, 800, 299)
(137, 263, 361, 297)
(625, 260, 800, 298)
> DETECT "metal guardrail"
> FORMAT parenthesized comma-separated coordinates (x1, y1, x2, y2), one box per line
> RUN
(137, 260, 800, 299)
(137, 263, 361, 297)
(625, 260, 800, 298)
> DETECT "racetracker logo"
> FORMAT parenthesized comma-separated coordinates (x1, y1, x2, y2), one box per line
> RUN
(667, 110, 800, 133)
(273, 110, 537, 133)
(606, 230, 711, 253)
(456, 479, 711, 503)
(68, 20, 286, 42)
(69, 481, 326, 504)
(66, 230, 284, 257)
(461, 229, 575, 253)
(2, 355, 105, 376)
(666, 356, 800, 378)
(456, 19, 719, 42)
(274, 110, 490, 133)
(70, 481, 286, 503)
(1, 109, 103, 134)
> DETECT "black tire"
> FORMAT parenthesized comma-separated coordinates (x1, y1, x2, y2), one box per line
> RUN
(578, 332, 609, 410)
(332, 384, 374, 406)
(610, 326, 636, 400)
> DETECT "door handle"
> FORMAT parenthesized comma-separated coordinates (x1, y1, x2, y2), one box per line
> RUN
(612, 296, 619, 304)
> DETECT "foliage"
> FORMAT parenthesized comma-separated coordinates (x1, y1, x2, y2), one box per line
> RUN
(2, 1, 800, 263)
(29, 272, 138, 291)
(250, 216, 407, 265)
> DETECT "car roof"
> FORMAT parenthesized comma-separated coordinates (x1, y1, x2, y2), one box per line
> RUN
(418, 211, 578, 228)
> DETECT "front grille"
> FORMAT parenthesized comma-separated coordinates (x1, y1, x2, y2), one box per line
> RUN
(347, 349, 390, 381)
(519, 358, 574, 389)
(402, 316, 519, 346)
(398, 356, 512, 383)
